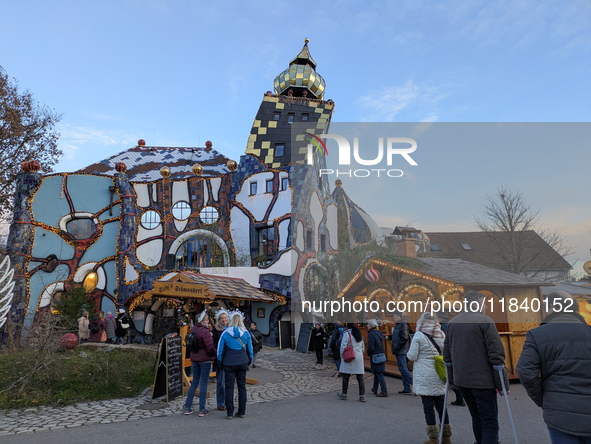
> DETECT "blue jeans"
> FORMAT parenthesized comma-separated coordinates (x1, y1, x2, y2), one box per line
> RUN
(334, 359, 341, 371)
(548, 427, 591, 444)
(184, 361, 211, 412)
(224, 364, 248, 416)
(396, 354, 413, 392)
(460, 387, 498, 444)
(216, 366, 225, 407)
(252, 353, 258, 366)
(372, 372, 388, 394)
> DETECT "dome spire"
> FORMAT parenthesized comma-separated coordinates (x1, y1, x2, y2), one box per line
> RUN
(289, 38, 316, 70)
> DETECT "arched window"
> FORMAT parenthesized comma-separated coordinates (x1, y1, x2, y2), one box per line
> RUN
(175, 237, 224, 268)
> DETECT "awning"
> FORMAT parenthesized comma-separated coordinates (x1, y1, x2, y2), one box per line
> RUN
(146, 271, 274, 302)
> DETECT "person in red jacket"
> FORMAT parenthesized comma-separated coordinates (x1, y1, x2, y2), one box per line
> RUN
(184, 311, 216, 417)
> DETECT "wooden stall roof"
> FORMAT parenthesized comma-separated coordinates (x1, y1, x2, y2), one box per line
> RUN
(541, 282, 591, 298)
(338, 257, 551, 300)
(148, 271, 274, 302)
(418, 258, 553, 287)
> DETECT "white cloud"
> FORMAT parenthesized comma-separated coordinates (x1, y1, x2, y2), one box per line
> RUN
(358, 80, 448, 121)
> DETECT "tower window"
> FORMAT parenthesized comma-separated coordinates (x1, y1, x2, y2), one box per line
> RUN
(257, 227, 276, 258)
(250, 182, 257, 195)
(275, 144, 285, 157)
(320, 234, 326, 252)
(266, 180, 273, 193)
(301, 113, 309, 122)
(273, 112, 281, 121)
(287, 114, 295, 124)
(306, 230, 313, 250)
(281, 177, 288, 191)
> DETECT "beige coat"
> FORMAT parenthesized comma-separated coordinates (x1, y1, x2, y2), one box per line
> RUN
(78, 316, 90, 339)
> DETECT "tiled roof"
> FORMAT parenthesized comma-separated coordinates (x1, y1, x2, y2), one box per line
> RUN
(541, 282, 591, 297)
(425, 231, 571, 272)
(418, 258, 551, 286)
(176, 271, 273, 302)
(77, 145, 231, 182)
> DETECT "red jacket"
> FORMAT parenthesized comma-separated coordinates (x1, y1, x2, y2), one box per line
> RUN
(190, 325, 216, 362)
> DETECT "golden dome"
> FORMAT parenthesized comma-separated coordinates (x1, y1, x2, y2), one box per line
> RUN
(273, 39, 326, 100)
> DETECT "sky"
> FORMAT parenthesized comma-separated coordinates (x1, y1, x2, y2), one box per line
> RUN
(1, 0, 590, 274)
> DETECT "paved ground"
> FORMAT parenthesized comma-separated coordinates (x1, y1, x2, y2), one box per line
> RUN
(0, 349, 551, 443)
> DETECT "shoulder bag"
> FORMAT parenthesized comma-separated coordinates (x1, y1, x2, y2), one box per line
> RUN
(342, 331, 356, 363)
(369, 330, 386, 364)
(424, 332, 446, 382)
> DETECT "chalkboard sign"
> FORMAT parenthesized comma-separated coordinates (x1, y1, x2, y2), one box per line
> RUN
(152, 335, 182, 402)
(296, 323, 313, 353)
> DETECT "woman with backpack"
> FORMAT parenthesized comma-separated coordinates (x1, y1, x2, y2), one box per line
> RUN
(217, 311, 253, 419)
(88, 313, 104, 343)
(337, 323, 366, 402)
(407, 312, 453, 444)
(184, 311, 215, 417)
(367, 319, 388, 397)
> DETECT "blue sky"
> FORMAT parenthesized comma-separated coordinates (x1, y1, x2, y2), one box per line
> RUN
(1, 1, 590, 274)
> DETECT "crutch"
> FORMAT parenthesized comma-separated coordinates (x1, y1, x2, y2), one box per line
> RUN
(438, 363, 452, 444)
(493, 364, 519, 444)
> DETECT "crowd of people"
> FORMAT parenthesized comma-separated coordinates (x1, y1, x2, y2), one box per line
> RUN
(325, 290, 591, 444)
(184, 308, 257, 419)
(77, 309, 131, 344)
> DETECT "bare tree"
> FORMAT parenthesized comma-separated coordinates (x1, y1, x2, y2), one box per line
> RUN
(0, 65, 62, 215)
(474, 186, 574, 281)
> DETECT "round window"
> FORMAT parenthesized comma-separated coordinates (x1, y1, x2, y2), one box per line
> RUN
(172, 201, 191, 220)
(140, 210, 161, 230)
(200, 206, 219, 225)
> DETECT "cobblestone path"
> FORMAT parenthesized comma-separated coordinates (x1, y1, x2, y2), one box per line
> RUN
(0, 349, 369, 436)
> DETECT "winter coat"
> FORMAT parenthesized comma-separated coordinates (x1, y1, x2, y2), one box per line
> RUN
(339, 330, 365, 375)
(212, 326, 226, 370)
(442, 311, 507, 389)
(249, 328, 263, 353)
(189, 325, 216, 362)
(367, 328, 386, 373)
(311, 327, 325, 349)
(115, 313, 129, 338)
(217, 326, 253, 366)
(407, 331, 446, 396)
(391, 316, 411, 355)
(516, 312, 591, 437)
(88, 318, 104, 343)
(329, 325, 343, 356)
(78, 316, 90, 340)
(105, 316, 116, 339)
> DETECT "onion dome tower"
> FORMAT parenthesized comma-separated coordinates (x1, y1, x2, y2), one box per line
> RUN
(245, 39, 334, 171)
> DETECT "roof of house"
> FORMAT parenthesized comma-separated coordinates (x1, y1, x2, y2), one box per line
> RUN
(77, 145, 231, 182)
(425, 231, 572, 272)
(541, 282, 591, 297)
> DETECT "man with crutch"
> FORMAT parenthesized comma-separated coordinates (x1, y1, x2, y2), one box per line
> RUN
(517, 291, 591, 443)
(442, 291, 510, 444)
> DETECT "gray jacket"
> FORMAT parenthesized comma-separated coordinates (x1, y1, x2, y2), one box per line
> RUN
(442, 311, 507, 389)
(516, 312, 591, 437)
(391, 317, 411, 355)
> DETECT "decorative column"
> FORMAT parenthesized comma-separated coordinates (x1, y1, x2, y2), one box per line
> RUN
(114, 163, 138, 306)
(2, 162, 42, 345)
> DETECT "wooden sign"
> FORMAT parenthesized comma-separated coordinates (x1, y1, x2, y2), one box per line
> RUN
(151, 335, 182, 402)
(152, 281, 212, 299)
(296, 323, 313, 353)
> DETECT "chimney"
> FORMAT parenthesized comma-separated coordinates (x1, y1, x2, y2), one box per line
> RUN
(397, 238, 416, 258)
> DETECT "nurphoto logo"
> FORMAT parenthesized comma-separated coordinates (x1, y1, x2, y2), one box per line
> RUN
(306, 133, 418, 178)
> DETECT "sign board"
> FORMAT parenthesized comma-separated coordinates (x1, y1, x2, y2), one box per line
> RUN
(296, 323, 313, 353)
(152, 281, 212, 299)
(151, 335, 182, 402)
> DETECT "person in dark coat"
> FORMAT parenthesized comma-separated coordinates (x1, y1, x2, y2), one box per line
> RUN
(438, 311, 464, 407)
(312, 323, 325, 365)
(329, 322, 344, 371)
(115, 309, 130, 345)
(443, 291, 509, 444)
(391, 312, 413, 394)
(517, 291, 591, 443)
(367, 319, 387, 396)
(88, 313, 104, 343)
(248, 322, 263, 368)
(184, 311, 216, 416)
